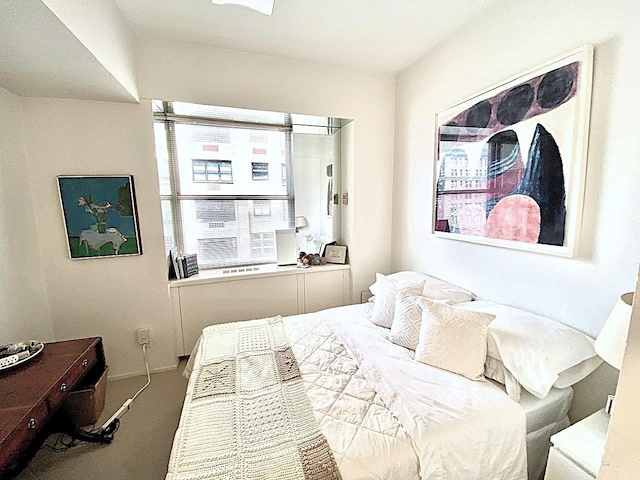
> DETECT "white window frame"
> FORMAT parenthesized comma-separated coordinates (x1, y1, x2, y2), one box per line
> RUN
(154, 101, 295, 268)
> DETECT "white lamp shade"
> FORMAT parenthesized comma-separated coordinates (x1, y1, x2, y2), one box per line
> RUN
(295, 216, 308, 228)
(594, 292, 634, 370)
(211, 0, 274, 15)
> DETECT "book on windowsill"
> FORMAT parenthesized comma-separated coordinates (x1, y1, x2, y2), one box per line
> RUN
(168, 248, 180, 280)
(182, 254, 199, 278)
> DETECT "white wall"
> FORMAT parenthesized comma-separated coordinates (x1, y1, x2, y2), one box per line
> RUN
(14, 41, 394, 377)
(42, 0, 139, 101)
(0, 87, 54, 344)
(393, 0, 640, 421)
(21, 98, 175, 379)
(136, 39, 396, 304)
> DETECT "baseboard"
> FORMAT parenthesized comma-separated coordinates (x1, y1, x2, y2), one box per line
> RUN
(106, 363, 178, 382)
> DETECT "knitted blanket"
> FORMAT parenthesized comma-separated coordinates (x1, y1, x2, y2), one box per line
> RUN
(167, 316, 342, 480)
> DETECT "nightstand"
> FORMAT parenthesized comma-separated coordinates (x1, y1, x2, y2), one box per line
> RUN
(544, 409, 609, 480)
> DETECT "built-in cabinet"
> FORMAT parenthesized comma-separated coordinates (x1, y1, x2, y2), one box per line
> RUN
(170, 264, 351, 356)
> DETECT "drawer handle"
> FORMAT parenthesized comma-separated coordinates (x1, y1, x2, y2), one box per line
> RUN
(60, 382, 67, 392)
(82, 359, 88, 368)
(28, 418, 37, 430)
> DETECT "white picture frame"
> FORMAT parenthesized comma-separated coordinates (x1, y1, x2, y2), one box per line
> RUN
(432, 45, 594, 257)
(324, 245, 347, 264)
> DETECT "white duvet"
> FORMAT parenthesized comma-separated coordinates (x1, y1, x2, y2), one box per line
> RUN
(179, 303, 528, 480)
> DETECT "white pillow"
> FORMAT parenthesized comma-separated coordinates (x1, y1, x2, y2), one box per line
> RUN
(484, 356, 522, 402)
(369, 271, 475, 304)
(455, 300, 602, 399)
(388, 293, 451, 349)
(388, 293, 424, 349)
(414, 300, 496, 381)
(370, 274, 425, 328)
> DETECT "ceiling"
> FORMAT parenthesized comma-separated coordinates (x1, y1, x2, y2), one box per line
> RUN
(0, 0, 499, 102)
(0, 1, 135, 101)
(113, 0, 499, 74)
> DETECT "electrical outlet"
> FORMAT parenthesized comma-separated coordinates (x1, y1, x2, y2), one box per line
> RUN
(136, 328, 151, 345)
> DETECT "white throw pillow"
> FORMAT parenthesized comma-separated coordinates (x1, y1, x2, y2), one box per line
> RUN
(370, 274, 425, 328)
(415, 300, 495, 381)
(369, 271, 475, 304)
(388, 293, 426, 349)
(455, 300, 602, 399)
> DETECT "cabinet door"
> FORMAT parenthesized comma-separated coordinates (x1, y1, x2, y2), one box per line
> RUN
(179, 275, 299, 355)
(303, 270, 345, 313)
(545, 447, 594, 480)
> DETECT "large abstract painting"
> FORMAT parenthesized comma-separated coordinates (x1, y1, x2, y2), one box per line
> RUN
(433, 46, 593, 256)
(58, 175, 142, 259)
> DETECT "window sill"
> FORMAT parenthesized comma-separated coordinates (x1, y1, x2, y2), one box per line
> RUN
(169, 263, 350, 288)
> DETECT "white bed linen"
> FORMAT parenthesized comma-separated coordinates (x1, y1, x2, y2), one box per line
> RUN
(180, 303, 533, 480)
(519, 386, 573, 434)
(323, 304, 527, 480)
(487, 381, 572, 480)
(283, 309, 420, 480)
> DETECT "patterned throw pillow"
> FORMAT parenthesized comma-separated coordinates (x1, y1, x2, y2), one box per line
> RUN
(415, 299, 495, 381)
(370, 273, 425, 328)
(388, 293, 427, 350)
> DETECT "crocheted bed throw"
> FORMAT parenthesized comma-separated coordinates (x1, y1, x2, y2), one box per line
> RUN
(167, 316, 342, 480)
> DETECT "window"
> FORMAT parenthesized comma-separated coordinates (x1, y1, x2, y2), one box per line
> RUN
(192, 160, 233, 183)
(154, 101, 294, 269)
(198, 238, 238, 264)
(252, 162, 269, 180)
(253, 200, 271, 216)
(250, 232, 275, 256)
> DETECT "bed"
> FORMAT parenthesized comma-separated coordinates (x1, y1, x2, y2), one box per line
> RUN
(167, 272, 600, 480)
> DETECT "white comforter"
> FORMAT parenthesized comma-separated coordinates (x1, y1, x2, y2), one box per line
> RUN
(284, 304, 527, 480)
(180, 303, 528, 480)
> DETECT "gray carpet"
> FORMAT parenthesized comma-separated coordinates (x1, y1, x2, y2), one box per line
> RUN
(16, 360, 188, 480)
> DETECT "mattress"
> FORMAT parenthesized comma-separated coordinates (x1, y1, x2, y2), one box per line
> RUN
(520, 385, 573, 434)
(176, 303, 571, 480)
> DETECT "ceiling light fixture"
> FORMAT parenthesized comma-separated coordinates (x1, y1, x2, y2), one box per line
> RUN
(211, 0, 274, 15)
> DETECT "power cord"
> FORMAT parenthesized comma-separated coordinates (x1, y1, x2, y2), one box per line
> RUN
(56, 343, 151, 448)
(131, 343, 151, 402)
(98, 343, 151, 433)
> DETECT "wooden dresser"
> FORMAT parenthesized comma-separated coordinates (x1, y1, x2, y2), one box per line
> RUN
(0, 337, 106, 477)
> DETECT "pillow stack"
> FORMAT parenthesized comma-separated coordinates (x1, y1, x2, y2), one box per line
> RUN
(370, 272, 491, 382)
(368, 272, 602, 401)
(454, 300, 602, 399)
(369, 273, 425, 328)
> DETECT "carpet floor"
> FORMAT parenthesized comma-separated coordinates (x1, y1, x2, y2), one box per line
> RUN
(16, 360, 188, 480)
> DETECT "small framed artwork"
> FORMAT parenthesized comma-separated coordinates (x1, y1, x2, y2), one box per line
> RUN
(432, 45, 593, 257)
(324, 245, 347, 264)
(58, 175, 142, 259)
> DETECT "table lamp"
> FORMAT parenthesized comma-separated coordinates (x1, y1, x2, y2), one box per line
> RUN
(594, 292, 634, 414)
(295, 216, 308, 233)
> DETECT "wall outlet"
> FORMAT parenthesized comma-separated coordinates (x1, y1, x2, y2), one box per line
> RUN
(136, 328, 151, 345)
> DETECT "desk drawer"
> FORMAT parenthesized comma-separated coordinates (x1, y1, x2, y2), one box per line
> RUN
(46, 345, 98, 412)
(1, 401, 49, 468)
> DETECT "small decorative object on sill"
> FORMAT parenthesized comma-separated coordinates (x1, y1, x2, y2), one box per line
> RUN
(183, 254, 199, 278)
(298, 252, 323, 267)
(324, 245, 348, 264)
(168, 248, 180, 280)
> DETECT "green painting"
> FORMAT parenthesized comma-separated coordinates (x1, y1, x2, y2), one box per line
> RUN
(58, 175, 142, 259)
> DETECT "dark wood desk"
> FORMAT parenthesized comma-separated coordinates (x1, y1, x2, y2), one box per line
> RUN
(0, 337, 106, 478)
